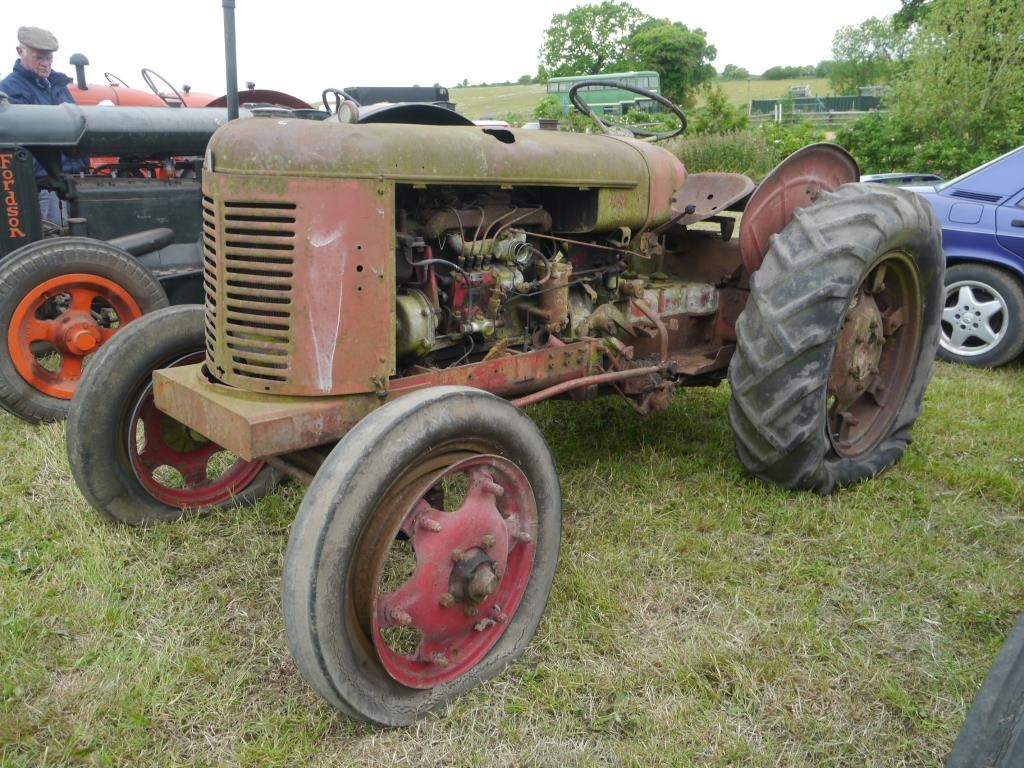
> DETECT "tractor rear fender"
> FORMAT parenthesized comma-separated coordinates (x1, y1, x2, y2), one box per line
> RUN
(739, 143, 860, 274)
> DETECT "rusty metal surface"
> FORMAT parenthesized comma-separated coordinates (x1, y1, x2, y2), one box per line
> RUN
(205, 120, 686, 232)
(155, 341, 600, 459)
(670, 172, 756, 226)
(738, 143, 859, 274)
(203, 175, 395, 397)
(153, 364, 380, 460)
(826, 252, 923, 458)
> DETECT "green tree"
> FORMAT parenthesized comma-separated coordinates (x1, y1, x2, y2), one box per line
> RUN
(538, 1, 651, 78)
(894, 0, 932, 29)
(761, 65, 816, 79)
(625, 19, 716, 106)
(828, 16, 912, 94)
(839, 0, 1024, 176)
(720, 64, 750, 80)
(893, 0, 1023, 161)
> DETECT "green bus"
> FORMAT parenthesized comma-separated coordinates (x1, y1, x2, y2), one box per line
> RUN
(545, 71, 660, 116)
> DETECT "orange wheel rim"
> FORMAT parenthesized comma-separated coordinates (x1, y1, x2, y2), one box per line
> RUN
(6, 273, 146, 400)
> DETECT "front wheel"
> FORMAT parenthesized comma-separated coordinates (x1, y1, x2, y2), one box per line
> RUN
(728, 183, 944, 493)
(938, 262, 1024, 368)
(283, 386, 561, 726)
(66, 305, 277, 526)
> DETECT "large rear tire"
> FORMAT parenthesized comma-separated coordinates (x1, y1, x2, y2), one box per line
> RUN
(283, 386, 561, 726)
(0, 237, 169, 423)
(945, 611, 1024, 768)
(66, 305, 277, 526)
(728, 183, 944, 493)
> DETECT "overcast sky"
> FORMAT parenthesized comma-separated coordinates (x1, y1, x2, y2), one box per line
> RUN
(2, 0, 903, 103)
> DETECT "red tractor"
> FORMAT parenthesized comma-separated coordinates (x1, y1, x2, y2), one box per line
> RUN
(65, 84, 944, 725)
(64, 53, 221, 107)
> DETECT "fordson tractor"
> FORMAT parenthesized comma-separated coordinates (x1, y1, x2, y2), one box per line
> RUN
(65, 84, 944, 725)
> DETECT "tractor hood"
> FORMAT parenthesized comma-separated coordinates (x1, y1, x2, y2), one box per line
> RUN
(203, 119, 687, 231)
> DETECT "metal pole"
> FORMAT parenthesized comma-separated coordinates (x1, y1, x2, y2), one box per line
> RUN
(223, 0, 239, 120)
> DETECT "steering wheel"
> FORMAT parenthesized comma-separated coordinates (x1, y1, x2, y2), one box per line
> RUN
(323, 88, 364, 119)
(568, 81, 687, 140)
(141, 68, 187, 107)
(104, 72, 132, 89)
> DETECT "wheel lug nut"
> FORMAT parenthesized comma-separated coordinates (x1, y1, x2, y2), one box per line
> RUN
(481, 480, 504, 497)
(451, 548, 465, 562)
(463, 606, 478, 617)
(481, 534, 496, 549)
(431, 653, 449, 667)
(439, 592, 455, 608)
(390, 608, 413, 626)
(418, 516, 442, 532)
(513, 530, 533, 543)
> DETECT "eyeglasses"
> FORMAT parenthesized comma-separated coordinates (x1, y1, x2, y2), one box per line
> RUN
(22, 50, 54, 63)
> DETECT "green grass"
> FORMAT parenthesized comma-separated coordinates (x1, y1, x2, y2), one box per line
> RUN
(451, 83, 546, 121)
(2, 359, 1023, 766)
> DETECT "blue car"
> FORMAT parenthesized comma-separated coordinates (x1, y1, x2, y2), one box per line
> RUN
(905, 146, 1024, 367)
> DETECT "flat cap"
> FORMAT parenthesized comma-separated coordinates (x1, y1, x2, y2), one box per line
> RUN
(18, 26, 59, 52)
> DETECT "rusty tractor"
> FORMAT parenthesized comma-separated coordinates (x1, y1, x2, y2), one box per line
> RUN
(65, 83, 944, 725)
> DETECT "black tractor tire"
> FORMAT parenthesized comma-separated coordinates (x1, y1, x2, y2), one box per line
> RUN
(938, 262, 1024, 368)
(728, 183, 944, 493)
(0, 237, 169, 423)
(283, 386, 562, 726)
(945, 611, 1024, 768)
(66, 305, 278, 526)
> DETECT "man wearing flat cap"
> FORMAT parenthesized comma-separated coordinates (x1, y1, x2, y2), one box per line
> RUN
(1, 26, 81, 223)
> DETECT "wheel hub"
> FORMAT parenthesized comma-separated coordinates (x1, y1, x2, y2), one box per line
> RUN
(449, 548, 500, 603)
(825, 254, 923, 458)
(830, 294, 885, 411)
(54, 312, 103, 355)
(368, 454, 537, 689)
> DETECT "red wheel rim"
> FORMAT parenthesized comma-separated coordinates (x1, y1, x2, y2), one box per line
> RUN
(827, 251, 923, 458)
(127, 352, 266, 507)
(358, 453, 538, 689)
(6, 273, 146, 400)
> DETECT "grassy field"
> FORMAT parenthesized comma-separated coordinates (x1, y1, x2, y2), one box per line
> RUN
(450, 78, 832, 122)
(712, 77, 832, 105)
(451, 83, 546, 121)
(2, 357, 1022, 766)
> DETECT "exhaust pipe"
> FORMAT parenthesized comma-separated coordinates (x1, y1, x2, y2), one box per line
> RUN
(222, 0, 239, 120)
(70, 53, 89, 91)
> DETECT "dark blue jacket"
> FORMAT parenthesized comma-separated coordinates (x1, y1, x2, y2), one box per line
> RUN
(1, 60, 86, 177)
(0, 59, 77, 106)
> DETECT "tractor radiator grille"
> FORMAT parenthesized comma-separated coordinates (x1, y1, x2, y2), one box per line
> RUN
(203, 195, 297, 386)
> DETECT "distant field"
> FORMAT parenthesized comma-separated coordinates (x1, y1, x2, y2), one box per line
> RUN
(711, 77, 831, 105)
(450, 83, 546, 121)
(450, 78, 833, 123)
